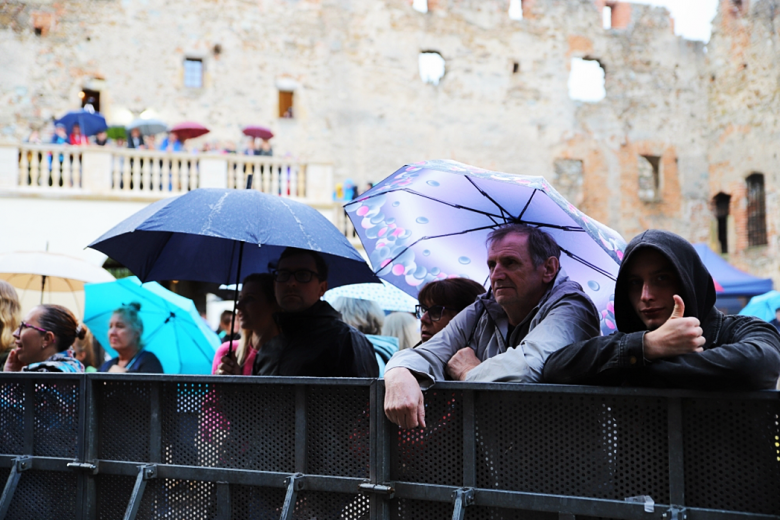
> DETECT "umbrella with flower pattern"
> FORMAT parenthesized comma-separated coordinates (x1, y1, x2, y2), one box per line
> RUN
(344, 160, 627, 330)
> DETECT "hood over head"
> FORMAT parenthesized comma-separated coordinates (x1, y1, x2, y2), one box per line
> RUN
(614, 230, 716, 333)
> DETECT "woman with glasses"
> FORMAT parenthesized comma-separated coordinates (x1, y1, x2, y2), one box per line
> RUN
(416, 278, 486, 343)
(214, 273, 281, 375)
(4, 304, 85, 372)
(0, 280, 21, 369)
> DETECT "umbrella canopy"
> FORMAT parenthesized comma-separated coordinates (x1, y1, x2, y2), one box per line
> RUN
(55, 109, 108, 137)
(344, 160, 626, 320)
(324, 280, 419, 312)
(738, 290, 780, 322)
(0, 251, 116, 316)
(88, 188, 379, 289)
(170, 121, 209, 141)
(692, 244, 773, 297)
(84, 277, 220, 374)
(127, 118, 168, 136)
(242, 126, 274, 140)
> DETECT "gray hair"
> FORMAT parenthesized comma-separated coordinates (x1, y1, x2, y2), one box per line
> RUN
(332, 297, 384, 335)
(112, 302, 144, 348)
(486, 223, 561, 268)
(381, 312, 420, 350)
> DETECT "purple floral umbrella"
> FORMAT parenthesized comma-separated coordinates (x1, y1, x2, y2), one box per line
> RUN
(344, 160, 625, 334)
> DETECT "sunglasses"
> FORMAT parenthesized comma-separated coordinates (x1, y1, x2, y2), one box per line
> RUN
(414, 304, 454, 322)
(273, 269, 320, 283)
(18, 321, 48, 334)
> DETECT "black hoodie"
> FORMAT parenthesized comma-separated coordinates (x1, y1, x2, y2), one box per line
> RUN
(542, 230, 780, 390)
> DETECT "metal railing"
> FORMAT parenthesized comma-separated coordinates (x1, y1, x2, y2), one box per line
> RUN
(0, 373, 777, 520)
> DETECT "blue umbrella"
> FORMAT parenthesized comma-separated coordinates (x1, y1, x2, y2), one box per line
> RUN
(55, 109, 108, 137)
(88, 188, 379, 289)
(739, 290, 780, 322)
(84, 277, 220, 374)
(344, 159, 627, 324)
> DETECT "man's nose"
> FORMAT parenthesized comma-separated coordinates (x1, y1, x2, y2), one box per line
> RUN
(640, 282, 653, 301)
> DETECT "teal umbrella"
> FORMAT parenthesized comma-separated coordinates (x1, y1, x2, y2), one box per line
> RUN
(738, 290, 780, 322)
(84, 277, 219, 374)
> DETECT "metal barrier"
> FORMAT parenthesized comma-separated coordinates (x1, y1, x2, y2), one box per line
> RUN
(0, 373, 777, 520)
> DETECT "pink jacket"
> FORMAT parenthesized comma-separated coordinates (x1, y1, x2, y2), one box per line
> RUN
(211, 340, 257, 375)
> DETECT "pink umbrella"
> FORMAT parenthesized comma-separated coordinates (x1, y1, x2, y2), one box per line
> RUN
(170, 121, 210, 141)
(242, 126, 274, 140)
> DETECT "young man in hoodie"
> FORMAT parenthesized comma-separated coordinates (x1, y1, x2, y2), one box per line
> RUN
(542, 230, 780, 390)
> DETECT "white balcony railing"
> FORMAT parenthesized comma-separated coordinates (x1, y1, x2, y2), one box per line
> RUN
(108, 148, 200, 194)
(18, 144, 84, 190)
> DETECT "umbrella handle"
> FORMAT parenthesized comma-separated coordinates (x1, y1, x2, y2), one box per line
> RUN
(227, 241, 245, 357)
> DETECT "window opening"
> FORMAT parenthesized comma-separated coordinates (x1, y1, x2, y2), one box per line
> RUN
(80, 89, 100, 113)
(638, 155, 660, 202)
(419, 52, 445, 85)
(508, 0, 523, 20)
(603, 5, 613, 29)
(746, 173, 767, 246)
(713, 193, 731, 254)
(279, 91, 294, 118)
(512, 62, 520, 74)
(412, 0, 428, 13)
(184, 58, 204, 89)
(568, 58, 606, 102)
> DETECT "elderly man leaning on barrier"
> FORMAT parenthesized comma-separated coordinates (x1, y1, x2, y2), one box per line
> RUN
(542, 230, 780, 390)
(384, 224, 601, 429)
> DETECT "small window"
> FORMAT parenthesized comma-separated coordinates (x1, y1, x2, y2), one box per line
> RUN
(279, 91, 294, 118)
(512, 62, 520, 74)
(638, 155, 660, 202)
(508, 0, 523, 20)
(412, 0, 428, 13)
(184, 58, 204, 88)
(80, 88, 100, 113)
(419, 52, 445, 85)
(746, 173, 767, 246)
(31, 12, 53, 37)
(712, 193, 731, 254)
(603, 5, 612, 29)
(568, 58, 606, 102)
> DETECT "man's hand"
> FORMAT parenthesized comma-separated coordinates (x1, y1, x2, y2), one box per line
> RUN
(217, 352, 241, 375)
(384, 368, 426, 429)
(446, 348, 481, 381)
(643, 295, 705, 360)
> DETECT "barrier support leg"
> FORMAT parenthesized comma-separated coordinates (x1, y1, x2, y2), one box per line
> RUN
(123, 465, 157, 520)
(451, 487, 474, 520)
(0, 456, 32, 520)
(279, 473, 304, 520)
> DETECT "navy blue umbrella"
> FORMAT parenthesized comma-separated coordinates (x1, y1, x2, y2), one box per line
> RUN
(55, 109, 108, 137)
(88, 188, 379, 289)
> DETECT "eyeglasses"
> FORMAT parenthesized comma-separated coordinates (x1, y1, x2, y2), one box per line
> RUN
(415, 304, 453, 322)
(18, 321, 48, 334)
(272, 269, 320, 284)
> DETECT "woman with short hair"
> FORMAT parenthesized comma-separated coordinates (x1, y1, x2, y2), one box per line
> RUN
(98, 302, 163, 373)
(416, 278, 486, 343)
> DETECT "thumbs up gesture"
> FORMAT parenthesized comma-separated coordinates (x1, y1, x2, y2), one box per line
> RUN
(643, 295, 705, 360)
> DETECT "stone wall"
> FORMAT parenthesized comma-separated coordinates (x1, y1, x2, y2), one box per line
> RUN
(0, 0, 777, 283)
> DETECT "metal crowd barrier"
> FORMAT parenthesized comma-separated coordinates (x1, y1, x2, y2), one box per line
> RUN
(0, 373, 777, 520)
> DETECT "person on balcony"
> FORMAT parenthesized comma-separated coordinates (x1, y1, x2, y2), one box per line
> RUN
(68, 123, 89, 146)
(159, 131, 182, 153)
(4, 304, 85, 373)
(51, 123, 68, 145)
(253, 138, 273, 156)
(127, 127, 146, 149)
(542, 230, 780, 390)
(383, 224, 601, 429)
(252, 248, 379, 377)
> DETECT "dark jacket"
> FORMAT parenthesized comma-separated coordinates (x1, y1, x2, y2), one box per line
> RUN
(542, 230, 780, 390)
(99, 350, 164, 374)
(253, 300, 379, 378)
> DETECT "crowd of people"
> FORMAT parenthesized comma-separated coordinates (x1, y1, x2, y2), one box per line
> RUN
(2, 225, 779, 430)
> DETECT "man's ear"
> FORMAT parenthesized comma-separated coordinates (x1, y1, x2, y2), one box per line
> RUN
(318, 280, 328, 298)
(541, 257, 559, 284)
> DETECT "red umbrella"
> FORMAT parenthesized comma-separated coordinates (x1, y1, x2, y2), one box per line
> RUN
(242, 126, 274, 140)
(170, 121, 210, 141)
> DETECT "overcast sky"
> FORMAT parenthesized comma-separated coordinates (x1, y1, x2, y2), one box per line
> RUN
(632, 0, 719, 42)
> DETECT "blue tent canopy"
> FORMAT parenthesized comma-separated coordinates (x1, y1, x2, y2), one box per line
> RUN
(693, 244, 773, 297)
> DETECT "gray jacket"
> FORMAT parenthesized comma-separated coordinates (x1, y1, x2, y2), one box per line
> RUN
(385, 269, 600, 387)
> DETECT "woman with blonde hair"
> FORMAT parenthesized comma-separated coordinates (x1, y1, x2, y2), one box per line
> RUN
(0, 281, 21, 369)
(72, 324, 98, 372)
(214, 273, 281, 375)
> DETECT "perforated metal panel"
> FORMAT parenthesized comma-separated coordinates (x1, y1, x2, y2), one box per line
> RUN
(6, 470, 78, 519)
(231, 484, 287, 519)
(97, 380, 151, 461)
(0, 381, 25, 454)
(467, 507, 557, 520)
(34, 381, 79, 458)
(391, 498, 453, 520)
(683, 397, 780, 515)
(474, 392, 669, 503)
(292, 491, 369, 520)
(96, 474, 137, 520)
(134, 478, 217, 520)
(390, 389, 463, 485)
(307, 385, 371, 477)
(183, 382, 295, 471)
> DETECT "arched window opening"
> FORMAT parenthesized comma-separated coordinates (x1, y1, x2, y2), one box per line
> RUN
(712, 192, 731, 254)
(419, 52, 445, 85)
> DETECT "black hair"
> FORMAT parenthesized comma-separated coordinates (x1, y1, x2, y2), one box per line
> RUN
(418, 278, 486, 314)
(38, 304, 86, 352)
(278, 248, 328, 281)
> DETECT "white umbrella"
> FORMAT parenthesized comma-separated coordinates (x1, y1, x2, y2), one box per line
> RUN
(324, 280, 418, 313)
(0, 251, 115, 317)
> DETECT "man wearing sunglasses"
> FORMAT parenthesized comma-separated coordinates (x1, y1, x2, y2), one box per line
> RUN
(384, 224, 601, 429)
(251, 247, 379, 377)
